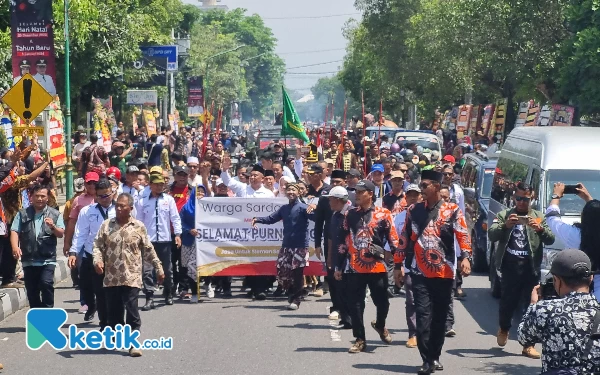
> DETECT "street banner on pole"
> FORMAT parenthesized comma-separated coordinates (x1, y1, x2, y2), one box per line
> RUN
(126, 90, 158, 106)
(195, 197, 325, 277)
(10, 0, 57, 96)
(187, 76, 204, 117)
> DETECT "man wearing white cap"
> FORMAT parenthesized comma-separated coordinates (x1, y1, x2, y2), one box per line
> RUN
(186, 157, 203, 187)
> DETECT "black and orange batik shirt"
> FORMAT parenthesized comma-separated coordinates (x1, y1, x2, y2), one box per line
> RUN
(394, 200, 471, 279)
(336, 205, 399, 274)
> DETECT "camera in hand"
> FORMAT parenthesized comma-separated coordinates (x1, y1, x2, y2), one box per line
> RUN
(364, 243, 385, 260)
(564, 184, 582, 195)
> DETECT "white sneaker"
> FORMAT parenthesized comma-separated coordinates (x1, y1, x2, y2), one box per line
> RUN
(328, 311, 340, 320)
(206, 284, 215, 299)
(287, 303, 299, 310)
(191, 295, 199, 303)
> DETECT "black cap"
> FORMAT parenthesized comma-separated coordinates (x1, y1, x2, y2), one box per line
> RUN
(173, 165, 190, 175)
(264, 170, 275, 178)
(250, 164, 265, 175)
(307, 164, 323, 174)
(421, 170, 443, 183)
(36, 59, 47, 66)
(348, 169, 361, 178)
(19, 59, 30, 67)
(550, 249, 592, 278)
(331, 169, 346, 180)
(355, 180, 376, 192)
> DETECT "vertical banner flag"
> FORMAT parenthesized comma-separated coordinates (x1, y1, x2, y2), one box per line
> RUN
(491, 98, 507, 142)
(281, 86, 310, 143)
(481, 104, 495, 137)
(456, 104, 472, 138)
(537, 105, 552, 126)
(514, 102, 530, 128)
(195, 197, 325, 277)
(10, 0, 57, 96)
(144, 109, 157, 136)
(470, 105, 482, 135)
(187, 76, 204, 117)
(525, 101, 540, 126)
(551, 104, 575, 126)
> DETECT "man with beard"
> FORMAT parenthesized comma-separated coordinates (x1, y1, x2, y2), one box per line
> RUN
(251, 184, 315, 310)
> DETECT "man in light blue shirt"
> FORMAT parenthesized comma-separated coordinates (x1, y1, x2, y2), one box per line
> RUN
(68, 179, 116, 328)
(11, 184, 64, 308)
(135, 173, 182, 310)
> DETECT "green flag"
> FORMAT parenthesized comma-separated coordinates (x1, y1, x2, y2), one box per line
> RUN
(281, 86, 310, 143)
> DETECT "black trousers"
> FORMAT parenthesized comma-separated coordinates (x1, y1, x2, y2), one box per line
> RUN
(105, 286, 141, 332)
(23, 264, 55, 308)
(412, 274, 453, 363)
(289, 267, 305, 305)
(80, 254, 107, 327)
(345, 272, 389, 341)
(143, 242, 173, 298)
(171, 235, 186, 294)
(0, 236, 16, 284)
(499, 257, 538, 331)
(327, 268, 351, 324)
(247, 276, 275, 296)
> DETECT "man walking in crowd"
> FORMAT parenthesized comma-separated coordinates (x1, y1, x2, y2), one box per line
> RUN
(371, 164, 391, 200)
(251, 183, 314, 310)
(93, 193, 164, 357)
(136, 171, 182, 310)
(335, 180, 399, 353)
(389, 183, 422, 348)
(324, 185, 353, 329)
(306, 164, 329, 198)
(11, 184, 64, 308)
(220, 157, 274, 198)
(68, 179, 116, 328)
(394, 170, 472, 374)
(488, 182, 554, 359)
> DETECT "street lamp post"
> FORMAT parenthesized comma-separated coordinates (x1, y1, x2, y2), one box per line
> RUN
(64, 0, 73, 199)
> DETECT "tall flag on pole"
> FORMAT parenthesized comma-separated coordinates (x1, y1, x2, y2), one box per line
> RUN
(281, 86, 310, 143)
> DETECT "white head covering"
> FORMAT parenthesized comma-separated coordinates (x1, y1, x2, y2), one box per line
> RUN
(187, 156, 199, 164)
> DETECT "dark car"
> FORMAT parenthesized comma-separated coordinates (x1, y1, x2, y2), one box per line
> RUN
(460, 151, 497, 274)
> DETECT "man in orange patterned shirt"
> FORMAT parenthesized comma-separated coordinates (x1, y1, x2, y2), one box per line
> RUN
(393, 169, 472, 375)
(334, 180, 399, 354)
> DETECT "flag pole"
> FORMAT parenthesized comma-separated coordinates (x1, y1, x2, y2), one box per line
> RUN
(378, 97, 383, 146)
(362, 90, 367, 175)
(330, 98, 334, 144)
(339, 99, 347, 169)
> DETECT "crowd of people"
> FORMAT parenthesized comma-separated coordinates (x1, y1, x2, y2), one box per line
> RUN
(0, 120, 599, 373)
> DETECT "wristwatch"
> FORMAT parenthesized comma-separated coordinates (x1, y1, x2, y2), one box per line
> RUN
(551, 194, 562, 200)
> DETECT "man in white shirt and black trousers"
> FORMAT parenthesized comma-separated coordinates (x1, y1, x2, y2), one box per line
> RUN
(68, 179, 116, 329)
(136, 172, 182, 310)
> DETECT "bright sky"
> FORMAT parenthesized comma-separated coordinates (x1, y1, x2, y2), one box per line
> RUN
(182, 0, 359, 93)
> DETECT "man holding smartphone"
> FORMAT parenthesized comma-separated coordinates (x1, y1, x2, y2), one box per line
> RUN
(488, 182, 555, 359)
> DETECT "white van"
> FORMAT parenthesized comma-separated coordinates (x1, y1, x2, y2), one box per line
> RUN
(487, 127, 600, 297)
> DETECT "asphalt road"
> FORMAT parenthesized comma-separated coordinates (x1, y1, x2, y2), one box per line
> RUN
(0, 274, 542, 374)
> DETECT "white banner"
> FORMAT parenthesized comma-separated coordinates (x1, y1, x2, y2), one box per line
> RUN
(195, 197, 324, 277)
(126, 90, 158, 105)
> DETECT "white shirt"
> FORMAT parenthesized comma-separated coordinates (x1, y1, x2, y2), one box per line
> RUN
(188, 175, 202, 188)
(450, 183, 465, 215)
(220, 171, 275, 198)
(545, 204, 581, 249)
(70, 203, 116, 255)
(387, 210, 410, 273)
(73, 141, 91, 161)
(135, 193, 182, 242)
(33, 73, 56, 96)
(283, 165, 297, 182)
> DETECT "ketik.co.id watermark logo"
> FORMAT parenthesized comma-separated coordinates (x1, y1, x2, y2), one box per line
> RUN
(26, 308, 173, 351)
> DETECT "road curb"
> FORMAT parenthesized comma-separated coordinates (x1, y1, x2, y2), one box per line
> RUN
(0, 256, 71, 322)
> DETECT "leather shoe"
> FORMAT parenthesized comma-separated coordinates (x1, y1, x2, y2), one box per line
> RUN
(433, 360, 443, 371)
(417, 362, 435, 375)
(165, 296, 174, 305)
(141, 298, 155, 311)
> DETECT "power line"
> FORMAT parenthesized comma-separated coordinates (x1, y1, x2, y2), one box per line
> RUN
(286, 71, 339, 75)
(286, 60, 343, 70)
(278, 48, 347, 55)
(263, 13, 360, 20)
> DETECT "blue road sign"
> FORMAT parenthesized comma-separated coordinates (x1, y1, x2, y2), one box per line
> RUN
(140, 46, 178, 71)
